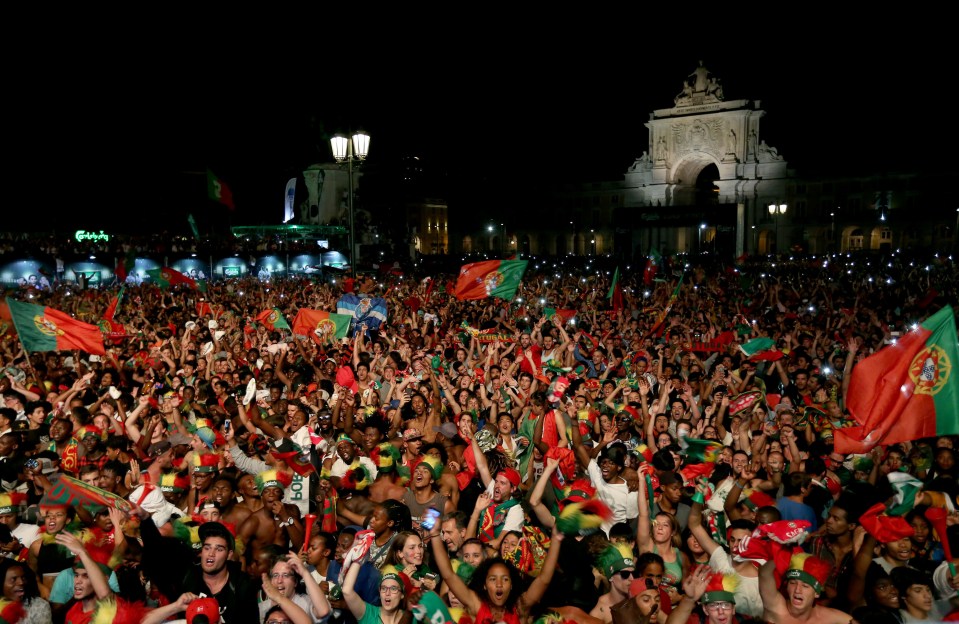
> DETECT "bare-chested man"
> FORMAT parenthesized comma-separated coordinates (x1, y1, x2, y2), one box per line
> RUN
(237, 470, 304, 563)
(759, 556, 852, 624)
(210, 475, 253, 528)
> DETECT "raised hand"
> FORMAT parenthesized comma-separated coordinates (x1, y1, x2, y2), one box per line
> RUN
(682, 564, 713, 602)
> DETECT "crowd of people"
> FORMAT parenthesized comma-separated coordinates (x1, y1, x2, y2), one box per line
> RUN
(0, 250, 957, 624)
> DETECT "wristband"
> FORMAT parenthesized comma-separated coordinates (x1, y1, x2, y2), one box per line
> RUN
(691, 491, 705, 505)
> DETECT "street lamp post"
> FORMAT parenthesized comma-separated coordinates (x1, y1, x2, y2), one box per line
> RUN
(331, 131, 370, 279)
(768, 203, 787, 254)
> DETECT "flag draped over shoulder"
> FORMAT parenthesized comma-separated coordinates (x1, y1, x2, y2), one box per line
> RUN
(6, 298, 106, 355)
(293, 309, 351, 344)
(336, 294, 388, 333)
(207, 169, 235, 210)
(834, 305, 959, 453)
(454, 259, 528, 301)
(256, 308, 290, 331)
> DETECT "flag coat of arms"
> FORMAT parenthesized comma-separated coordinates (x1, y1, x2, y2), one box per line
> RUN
(454, 259, 528, 301)
(834, 305, 959, 453)
(6, 298, 106, 355)
(293, 309, 351, 345)
(256, 308, 290, 331)
(146, 267, 200, 290)
(336, 294, 388, 333)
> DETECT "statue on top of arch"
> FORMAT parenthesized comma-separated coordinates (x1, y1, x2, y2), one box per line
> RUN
(674, 60, 725, 107)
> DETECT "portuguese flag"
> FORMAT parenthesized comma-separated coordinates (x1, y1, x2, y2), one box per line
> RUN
(207, 169, 235, 210)
(114, 251, 136, 282)
(454, 259, 528, 301)
(292, 309, 351, 345)
(146, 267, 198, 290)
(43, 474, 133, 514)
(835, 305, 959, 453)
(5, 298, 106, 355)
(103, 287, 123, 322)
(256, 307, 290, 331)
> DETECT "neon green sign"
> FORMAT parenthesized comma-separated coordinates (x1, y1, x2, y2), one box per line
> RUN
(75, 230, 110, 243)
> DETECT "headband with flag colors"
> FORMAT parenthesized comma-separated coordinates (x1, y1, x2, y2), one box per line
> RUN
(254, 469, 293, 494)
(596, 542, 635, 578)
(417, 455, 444, 481)
(191, 452, 220, 473)
(160, 472, 192, 493)
(784, 553, 832, 594)
(379, 565, 414, 597)
(0, 492, 26, 515)
(5, 297, 106, 356)
(75, 425, 106, 442)
(835, 304, 959, 453)
(702, 571, 739, 604)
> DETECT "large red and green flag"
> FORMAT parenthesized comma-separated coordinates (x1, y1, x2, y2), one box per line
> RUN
(114, 251, 136, 282)
(146, 267, 197, 290)
(292, 309, 351, 345)
(103, 287, 123, 322)
(454, 259, 528, 301)
(835, 305, 959, 453)
(5, 298, 106, 355)
(606, 267, 624, 311)
(256, 307, 290, 331)
(643, 248, 662, 286)
(207, 169, 235, 210)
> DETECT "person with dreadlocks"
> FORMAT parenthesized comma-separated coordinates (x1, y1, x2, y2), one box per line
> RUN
(237, 469, 303, 562)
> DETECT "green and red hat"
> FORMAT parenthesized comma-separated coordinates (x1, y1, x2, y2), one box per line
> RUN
(702, 571, 739, 604)
(784, 553, 832, 594)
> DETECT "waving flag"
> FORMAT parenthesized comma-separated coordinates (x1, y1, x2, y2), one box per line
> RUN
(146, 267, 197, 290)
(454, 259, 528, 301)
(336, 294, 388, 333)
(42, 474, 133, 514)
(207, 169, 235, 210)
(103, 287, 123, 322)
(835, 305, 959, 453)
(114, 251, 136, 282)
(256, 308, 290, 331)
(6, 298, 105, 355)
(293, 309, 351, 344)
(644, 248, 662, 286)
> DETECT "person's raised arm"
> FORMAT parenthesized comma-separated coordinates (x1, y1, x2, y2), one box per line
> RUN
(465, 492, 491, 541)
(261, 572, 312, 624)
(636, 474, 654, 553)
(528, 457, 559, 528)
(667, 564, 711, 624)
(429, 523, 481, 614)
(470, 434, 492, 487)
(56, 532, 112, 600)
(689, 481, 722, 555)
(758, 560, 787, 620)
(286, 552, 331, 620)
(845, 530, 876, 608)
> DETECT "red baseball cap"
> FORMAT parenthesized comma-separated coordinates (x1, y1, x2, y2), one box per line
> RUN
(497, 468, 521, 488)
(187, 596, 220, 623)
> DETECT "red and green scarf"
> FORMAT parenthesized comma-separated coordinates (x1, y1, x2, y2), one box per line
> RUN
(478, 499, 519, 543)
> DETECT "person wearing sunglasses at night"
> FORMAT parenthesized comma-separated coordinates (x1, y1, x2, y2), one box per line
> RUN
(590, 543, 639, 623)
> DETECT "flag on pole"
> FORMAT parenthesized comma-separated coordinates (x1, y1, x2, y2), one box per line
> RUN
(206, 169, 235, 210)
(336, 294, 389, 333)
(644, 248, 662, 286)
(5, 298, 106, 355)
(0, 301, 15, 338)
(103, 287, 124, 322)
(187, 213, 201, 240)
(283, 178, 297, 223)
(607, 267, 624, 312)
(454, 259, 528, 301)
(256, 308, 290, 331)
(114, 251, 136, 282)
(293, 309, 351, 345)
(834, 305, 959, 453)
(146, 267, 198, 290)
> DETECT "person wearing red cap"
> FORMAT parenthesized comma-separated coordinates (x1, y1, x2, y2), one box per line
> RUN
(140, 593, 221, 624)
(469, 467, 524, 554)
(759, 554, 850, 624)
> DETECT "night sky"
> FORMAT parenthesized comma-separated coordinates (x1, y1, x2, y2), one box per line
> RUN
(7, 27, 951, 235)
